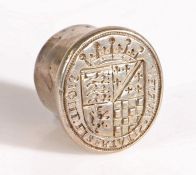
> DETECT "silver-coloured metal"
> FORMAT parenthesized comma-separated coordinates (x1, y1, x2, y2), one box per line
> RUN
(34, 25, 163, 152)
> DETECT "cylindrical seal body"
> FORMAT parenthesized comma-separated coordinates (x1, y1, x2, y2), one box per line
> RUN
(34, 25, 95, 113)
(34, 25, 163, 152)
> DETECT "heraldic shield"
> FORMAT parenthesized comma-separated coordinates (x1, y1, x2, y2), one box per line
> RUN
(80, 60, 145, 137)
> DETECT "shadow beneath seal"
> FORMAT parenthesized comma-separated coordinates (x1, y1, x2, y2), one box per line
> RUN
(0, 81, 86, 154)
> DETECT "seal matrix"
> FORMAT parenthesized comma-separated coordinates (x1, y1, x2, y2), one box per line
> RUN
(34, 25, 163, 152)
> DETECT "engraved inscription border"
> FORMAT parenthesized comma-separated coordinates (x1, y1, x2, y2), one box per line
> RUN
(62, 30, 162, 151)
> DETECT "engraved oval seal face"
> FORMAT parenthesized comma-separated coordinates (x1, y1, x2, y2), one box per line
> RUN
(57, 27, 163, 152)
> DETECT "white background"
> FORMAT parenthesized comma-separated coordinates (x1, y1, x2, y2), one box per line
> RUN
(0, 0, 196, 174)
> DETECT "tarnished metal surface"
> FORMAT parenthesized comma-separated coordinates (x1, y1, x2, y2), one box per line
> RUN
(34, 25, 163, 152)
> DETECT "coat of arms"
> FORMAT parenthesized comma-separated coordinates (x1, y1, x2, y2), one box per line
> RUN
(80, 59, 145, 137)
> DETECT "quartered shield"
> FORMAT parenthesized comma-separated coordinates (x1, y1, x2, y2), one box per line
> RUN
(80, 59, 145, 137)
